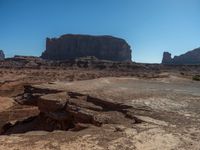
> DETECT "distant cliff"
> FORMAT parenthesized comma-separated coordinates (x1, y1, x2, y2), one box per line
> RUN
(162, 47, 200, 65)
(0, 50, 5, 60)
(41, 34, 132, 61)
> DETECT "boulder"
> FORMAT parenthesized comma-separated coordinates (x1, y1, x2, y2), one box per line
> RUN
(38, 92, 67, 112)
(41, 34, 132, 61)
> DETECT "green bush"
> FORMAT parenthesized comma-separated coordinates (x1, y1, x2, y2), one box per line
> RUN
(193, 75, 200, 81)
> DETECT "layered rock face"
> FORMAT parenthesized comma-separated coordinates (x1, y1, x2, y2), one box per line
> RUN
(162, 48, 200, 65)
(41, 34, 132, 61)
(1, 84, 140, 134)
(0, 50, 5, 60)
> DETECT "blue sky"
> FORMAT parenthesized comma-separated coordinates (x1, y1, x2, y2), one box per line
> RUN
(0, 0, 200, 63)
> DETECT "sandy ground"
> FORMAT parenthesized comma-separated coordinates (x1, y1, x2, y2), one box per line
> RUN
(0, 74, 200, 150)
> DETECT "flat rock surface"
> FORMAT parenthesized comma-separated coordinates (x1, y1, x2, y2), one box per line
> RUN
(0, 97, 15, 112)
(39, 92, 67, 112)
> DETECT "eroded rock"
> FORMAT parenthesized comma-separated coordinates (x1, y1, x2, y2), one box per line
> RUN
(162, 47, 200, 65)
(1, 85, 141, 134)
(41, 34, 132, 61)
(162, 52, 172, 64)
(0, 50, 5, 60)
(38, 92, 67, 112)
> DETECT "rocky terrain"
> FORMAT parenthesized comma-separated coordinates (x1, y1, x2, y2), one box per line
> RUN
(0, 50, 5, 60)
(0, 57, 200, 149)
(41, 34, 132, 61)
(162, 47, 200, 65)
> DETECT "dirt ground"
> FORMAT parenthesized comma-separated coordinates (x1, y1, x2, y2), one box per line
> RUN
(0, 68, 200, 150)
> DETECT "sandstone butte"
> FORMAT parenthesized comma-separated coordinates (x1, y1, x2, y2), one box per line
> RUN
(41, 34, 132, 61)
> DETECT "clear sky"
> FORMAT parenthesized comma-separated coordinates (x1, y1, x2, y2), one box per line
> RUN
(0, 0, 200, 63)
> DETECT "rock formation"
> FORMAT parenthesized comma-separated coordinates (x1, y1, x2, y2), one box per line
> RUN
(41, 34, 132, 61)
(1, 84, 141, 134)
(162, 47, 200, 65)
(0, 50, 5, 60)
(162, 52, 172, 64)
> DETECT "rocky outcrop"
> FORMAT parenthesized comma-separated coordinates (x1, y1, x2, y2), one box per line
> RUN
(162, 48, 200, 65)
(162, 52, 172, 64)
(0, 50, 5, 60)
(41, 34, 132, 61)
(1, 84, 141, 134)
(0, 55, 147, 71)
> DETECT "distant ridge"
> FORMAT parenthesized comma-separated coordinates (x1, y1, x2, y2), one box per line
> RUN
(162, 47, 200, 65)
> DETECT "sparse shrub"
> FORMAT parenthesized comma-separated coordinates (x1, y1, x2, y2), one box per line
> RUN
(192, 75, 200, 81)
